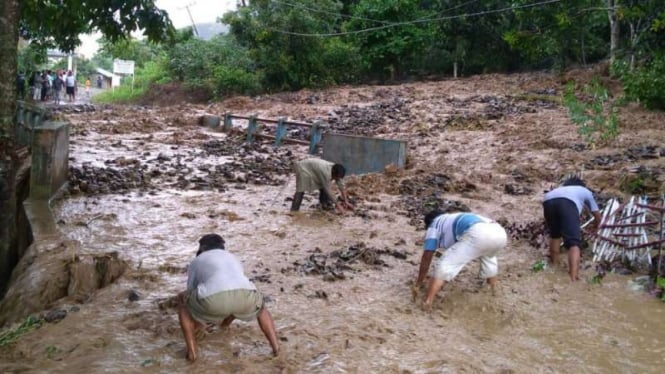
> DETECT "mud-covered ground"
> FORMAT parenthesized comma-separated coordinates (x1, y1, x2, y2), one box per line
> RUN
(1, 72, 665, 373)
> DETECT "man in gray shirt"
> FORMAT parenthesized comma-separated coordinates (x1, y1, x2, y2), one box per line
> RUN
(543, 177, 601, 281)
(177, 234, 279, 361)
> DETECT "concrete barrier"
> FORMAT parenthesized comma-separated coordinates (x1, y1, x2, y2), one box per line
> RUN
(322, 133, 407, 175)
(30, 121, 70, 200)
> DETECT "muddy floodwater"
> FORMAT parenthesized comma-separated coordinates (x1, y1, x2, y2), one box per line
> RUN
(2, 73, 665, 373)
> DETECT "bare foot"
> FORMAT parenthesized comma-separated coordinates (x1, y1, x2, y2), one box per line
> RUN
(186, 350, 197, 362)
(421, 300, 433, 312)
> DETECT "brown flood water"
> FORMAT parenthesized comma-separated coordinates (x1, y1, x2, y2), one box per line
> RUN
(1, 186, 661, 373)
(2, 75, 665, 373)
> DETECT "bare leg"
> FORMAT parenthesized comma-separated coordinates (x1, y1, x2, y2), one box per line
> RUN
(256, 307, 280, 356)
(487, 276, 499, 295)
(549, 238, 562, 265)
(568, 245, 581, 281)
(422, 278, 446, 311)
(177, 292, 202, 361)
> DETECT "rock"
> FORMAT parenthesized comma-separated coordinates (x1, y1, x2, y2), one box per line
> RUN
(128, 289, 141, 302)
(44, 309, 67, 323)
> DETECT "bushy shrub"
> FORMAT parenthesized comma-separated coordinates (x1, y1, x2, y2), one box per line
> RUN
(167, 35, 260, 97)
(212, 65, 260, 96)
(622, 56, 665, 110)
(563, 78, 620, 146)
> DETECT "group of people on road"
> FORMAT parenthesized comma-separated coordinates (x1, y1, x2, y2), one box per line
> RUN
(17, 70, 90, 104)
(177, 157, 601, 362)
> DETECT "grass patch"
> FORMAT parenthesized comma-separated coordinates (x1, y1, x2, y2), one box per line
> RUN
(0, 315, 44, 347)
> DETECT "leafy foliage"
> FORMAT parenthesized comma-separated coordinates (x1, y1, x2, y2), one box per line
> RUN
(17, 42, 46, 74)
(343, 0, 434, 79)
(166, 35, 259, 96)
(223, 0, 360, 90)
(621, 55, 665, 110)
(563, 78, 620, 146)
(19, 0, 174, 52)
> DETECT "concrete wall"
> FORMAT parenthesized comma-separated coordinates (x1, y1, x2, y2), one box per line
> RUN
(30, 121, 70, 200)
(322, 133, 407, 175)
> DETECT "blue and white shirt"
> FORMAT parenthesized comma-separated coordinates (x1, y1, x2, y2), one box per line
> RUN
(423, 213, 490, 251)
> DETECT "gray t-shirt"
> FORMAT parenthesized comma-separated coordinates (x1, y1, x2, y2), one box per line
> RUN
(543, 185, 599, 214)
(187, 249, 256, 298)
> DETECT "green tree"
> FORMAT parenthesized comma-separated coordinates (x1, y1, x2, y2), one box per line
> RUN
(17, 42, 46, 75)
(0, 0, 173, 295)
(223, 0, 359, 90)
(343, 0, 436, 79)
(427, 0, 521, 76)
(503, 0, 608, 70)
(167, 34, 260, 96)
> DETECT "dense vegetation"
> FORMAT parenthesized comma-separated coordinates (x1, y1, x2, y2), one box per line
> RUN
(18, 0, 665, 108)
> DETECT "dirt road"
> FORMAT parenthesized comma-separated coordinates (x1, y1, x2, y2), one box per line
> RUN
(1, 72, 664, 373)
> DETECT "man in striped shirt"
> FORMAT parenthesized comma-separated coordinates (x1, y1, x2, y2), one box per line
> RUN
(415, 210, 507, 310)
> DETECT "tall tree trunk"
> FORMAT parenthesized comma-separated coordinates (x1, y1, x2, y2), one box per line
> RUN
(606, 0, 620, 64)
(0, 0, 19, 295)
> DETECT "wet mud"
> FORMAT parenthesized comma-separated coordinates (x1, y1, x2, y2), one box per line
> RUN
(2, 72, 665, 373)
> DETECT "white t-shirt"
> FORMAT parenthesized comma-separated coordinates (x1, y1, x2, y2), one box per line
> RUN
(66, 76, 76, 87)
(187, 249, 256, 298)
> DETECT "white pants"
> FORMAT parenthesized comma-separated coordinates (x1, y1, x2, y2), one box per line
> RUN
(434, 222, 507, 281)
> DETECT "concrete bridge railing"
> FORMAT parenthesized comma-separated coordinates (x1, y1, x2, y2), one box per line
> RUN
(15, 100, 52, 150)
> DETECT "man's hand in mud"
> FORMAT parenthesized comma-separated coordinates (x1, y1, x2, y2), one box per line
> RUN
(344, 201, 356, 211)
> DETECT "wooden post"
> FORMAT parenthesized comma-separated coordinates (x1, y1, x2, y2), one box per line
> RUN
(223, 112, 233, 132)
(246, 114, 258, 143)
(274, 117, 287, 147)
(309, 121, 325, 155)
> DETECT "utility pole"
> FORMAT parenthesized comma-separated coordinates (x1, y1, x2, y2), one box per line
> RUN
(178, 2, 199, 37)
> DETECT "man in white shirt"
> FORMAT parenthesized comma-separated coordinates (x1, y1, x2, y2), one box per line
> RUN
(177, 234, 279, 361)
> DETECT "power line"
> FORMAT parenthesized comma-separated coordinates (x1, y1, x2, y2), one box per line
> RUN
(264, 0, 562, 37)
(273, 0, 482, 27)
(272, 0, 392, 25)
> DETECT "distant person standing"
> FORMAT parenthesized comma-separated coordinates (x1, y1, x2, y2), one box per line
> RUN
(96, 75, 103, 89)
(32, 71, 42, 101)
(85, 78, 91, 98)
(65, 71, 76, 102)
(40, 71, 49, 101)
(16, 72, 26, 99)
(543, 177, 601, 281)
(52, 72, 64, 105)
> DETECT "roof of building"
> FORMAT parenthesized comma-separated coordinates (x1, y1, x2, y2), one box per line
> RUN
(95, 68, 120, 78)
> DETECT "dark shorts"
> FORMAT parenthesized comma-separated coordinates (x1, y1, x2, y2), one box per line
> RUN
(66, 86, 75, 95)
(543, 198, 582, 248)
